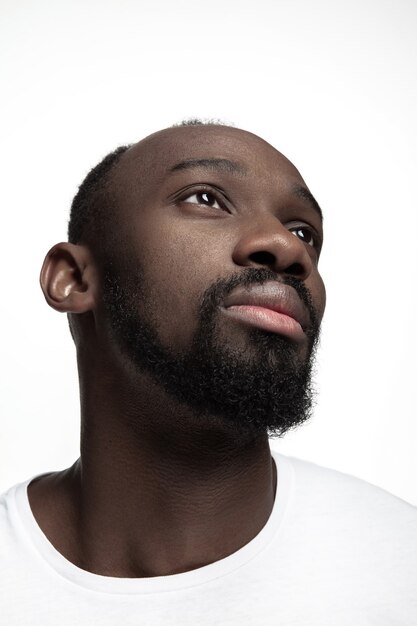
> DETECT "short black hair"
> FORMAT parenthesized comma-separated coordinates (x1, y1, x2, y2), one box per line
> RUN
(68, 145, 131, 245)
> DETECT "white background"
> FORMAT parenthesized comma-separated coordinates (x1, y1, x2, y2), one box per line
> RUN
(1, 0, 416, 504)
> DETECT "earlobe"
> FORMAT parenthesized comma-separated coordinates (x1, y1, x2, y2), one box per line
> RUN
(40, 243, 97, 313)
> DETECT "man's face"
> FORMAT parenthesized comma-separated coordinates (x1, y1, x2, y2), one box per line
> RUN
(98, 125, 326, 438)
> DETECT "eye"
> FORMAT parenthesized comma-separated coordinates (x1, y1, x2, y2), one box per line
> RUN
(289, 226, 318, 249)
(182, 191, 222, 210)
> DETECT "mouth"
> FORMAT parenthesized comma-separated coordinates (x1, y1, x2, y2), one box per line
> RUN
(221, 281, 310, 341)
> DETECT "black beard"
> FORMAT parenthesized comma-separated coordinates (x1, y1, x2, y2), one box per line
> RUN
(102, 262, 321, 440)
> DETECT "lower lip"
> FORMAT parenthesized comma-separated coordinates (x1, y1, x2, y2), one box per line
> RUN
(224, 305, 305, 340)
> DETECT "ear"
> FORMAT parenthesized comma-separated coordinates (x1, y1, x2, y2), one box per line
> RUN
(40, 243, 97, 313)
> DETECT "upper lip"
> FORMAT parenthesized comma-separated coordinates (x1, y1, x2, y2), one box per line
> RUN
(222, 281, 311, 330)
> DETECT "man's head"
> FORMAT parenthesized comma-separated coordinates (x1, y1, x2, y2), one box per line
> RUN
(41, 122, 326, 440)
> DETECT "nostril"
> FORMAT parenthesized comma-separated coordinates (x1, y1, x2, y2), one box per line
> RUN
(286, 262, 305, 277)
(249, 251, 276, 266)
(249, 252, 306, 278)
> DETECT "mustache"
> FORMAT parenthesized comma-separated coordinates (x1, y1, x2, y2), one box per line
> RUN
(201, 268, 320, 334)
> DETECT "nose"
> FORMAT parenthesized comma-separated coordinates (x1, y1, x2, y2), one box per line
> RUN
(232, 216, 314, 281)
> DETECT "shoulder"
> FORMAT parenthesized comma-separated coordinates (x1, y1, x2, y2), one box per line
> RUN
(274, 452, 417, 551)
(276, 452, 416, 514)
(266, 454, 417, 615)
(283, 453, 415, 509)
(0, 476, 48, 563)
(0, 481, 31, 580)
(0, 480, 30, 541)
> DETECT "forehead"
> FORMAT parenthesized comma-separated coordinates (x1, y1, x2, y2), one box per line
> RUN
(115, 125, 306, 192)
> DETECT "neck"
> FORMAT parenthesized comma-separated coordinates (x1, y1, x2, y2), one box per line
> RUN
(28, 364, 277, 578)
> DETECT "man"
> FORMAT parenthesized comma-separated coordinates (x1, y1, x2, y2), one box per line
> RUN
(1, 121, 416, 624)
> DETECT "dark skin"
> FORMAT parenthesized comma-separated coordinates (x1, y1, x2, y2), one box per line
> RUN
(32, 125, 326, 577)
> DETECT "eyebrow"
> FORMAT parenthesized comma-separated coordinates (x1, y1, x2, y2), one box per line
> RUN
(292, 184, 323, 222)
(168, 159, 323, 222)
(169, 158, 247, 175)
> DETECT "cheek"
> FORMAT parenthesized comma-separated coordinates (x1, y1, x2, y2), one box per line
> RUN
(311, 272, 326, 322)
(136, 221, 229, 349)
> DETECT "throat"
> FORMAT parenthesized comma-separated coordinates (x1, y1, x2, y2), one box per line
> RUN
(27, 439, 277, 578)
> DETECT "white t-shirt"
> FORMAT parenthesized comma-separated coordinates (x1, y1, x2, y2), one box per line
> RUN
(1, 452, 416, 625)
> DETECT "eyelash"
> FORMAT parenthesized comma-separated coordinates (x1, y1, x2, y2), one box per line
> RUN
(178, 188, 229, 211)
(177, 188, 321, 251)
(288, 226, 320, 250)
